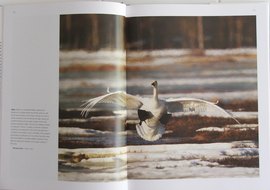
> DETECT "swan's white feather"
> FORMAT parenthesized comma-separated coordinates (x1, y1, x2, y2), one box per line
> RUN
(81, 81, 240, 142)
(166, 97, 240, 124)
(81, 91, 143, 117)
(136, 122, 165, 141)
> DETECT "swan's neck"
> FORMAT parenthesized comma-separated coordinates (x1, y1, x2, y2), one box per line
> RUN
(153, 86, 158, 102)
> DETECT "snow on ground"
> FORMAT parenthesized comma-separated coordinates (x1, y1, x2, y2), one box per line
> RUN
(60, 77, 256, 90)
(128, 77, 256, 87)
(196, 124, 258, 133)
(196, 127, 226, 132)
(128, 161, 258, 179)
(225, 124, 258, 129)
(205, 48, 256, 56)
(127, 48, 256, 66)
(60, 50, 125, 67)
(232, 112, 258, 119)
(59, 141, 258, 181)
(127, 141, 258, 158)
(59, 127, 127, 136)
(59, 48, 256, 67)
(172, 111, 257, 119)
(127, 48, 256, 59)
(127, 141, 258, 179)
(59, 146, 127, 181)
(58, 169, 127, 182)
(59, 146, 127, 155)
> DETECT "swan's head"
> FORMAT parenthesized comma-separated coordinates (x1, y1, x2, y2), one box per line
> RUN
(151, 81, 158, 88)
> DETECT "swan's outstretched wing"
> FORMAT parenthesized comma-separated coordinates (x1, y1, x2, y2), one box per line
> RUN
(81, 91, 143, 117)
(166, 97, 240, 124)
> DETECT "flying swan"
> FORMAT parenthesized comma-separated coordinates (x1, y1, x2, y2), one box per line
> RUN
(81, 81, 239, 141)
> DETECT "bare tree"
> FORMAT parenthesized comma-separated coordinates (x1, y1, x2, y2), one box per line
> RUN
(197, 16, 205, 55)
(89, 15, 99, 50)
(235, 17, 243, 48)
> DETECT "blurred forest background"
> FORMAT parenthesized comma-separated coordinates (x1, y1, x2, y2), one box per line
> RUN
(60, 15, 256, 51)
(60, 15, 125, 51)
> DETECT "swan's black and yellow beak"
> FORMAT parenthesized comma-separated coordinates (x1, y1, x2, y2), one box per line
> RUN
(151, 80, 158, 87)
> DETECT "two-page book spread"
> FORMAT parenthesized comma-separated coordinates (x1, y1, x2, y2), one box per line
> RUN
(0, 1, 269, 190)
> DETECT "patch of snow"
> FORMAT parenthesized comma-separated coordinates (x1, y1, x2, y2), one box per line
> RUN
(59, 170, 127, 181)
(60, 50, 126, 67)
(127, 48, 256, 59)
(127, 142, 258, 179)
(232, 112, 258, 119)
(59, 146, 127, 155)
(127, 77, 257, 88)
(196, 124, 258, 133)
(196, 127, 225, 132)
(59, 127, 127, 136)
(205, 48, 256, 56)
(225, 124, 258, 129)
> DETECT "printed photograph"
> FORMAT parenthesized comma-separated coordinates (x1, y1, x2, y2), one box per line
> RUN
(58, 15, 259, 181)
(126, 16, 258, 179)
(58, 14, 127, 181)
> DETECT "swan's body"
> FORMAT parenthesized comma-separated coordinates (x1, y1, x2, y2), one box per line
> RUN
(134, 81, 171, 141)
(81, 81, 239, 141)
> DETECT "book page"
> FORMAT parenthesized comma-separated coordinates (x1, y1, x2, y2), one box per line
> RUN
(126, 3, 270, 190)
(1, 1, 127, 190)
(59, 14, 126, 182)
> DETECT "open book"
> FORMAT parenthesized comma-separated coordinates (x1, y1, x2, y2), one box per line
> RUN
(0, 1, 270, 190)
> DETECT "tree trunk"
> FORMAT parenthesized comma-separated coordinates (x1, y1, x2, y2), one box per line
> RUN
(235, 17, 243, 48)
(196, 16, 205, 55)
(90, 15, 99, 50)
